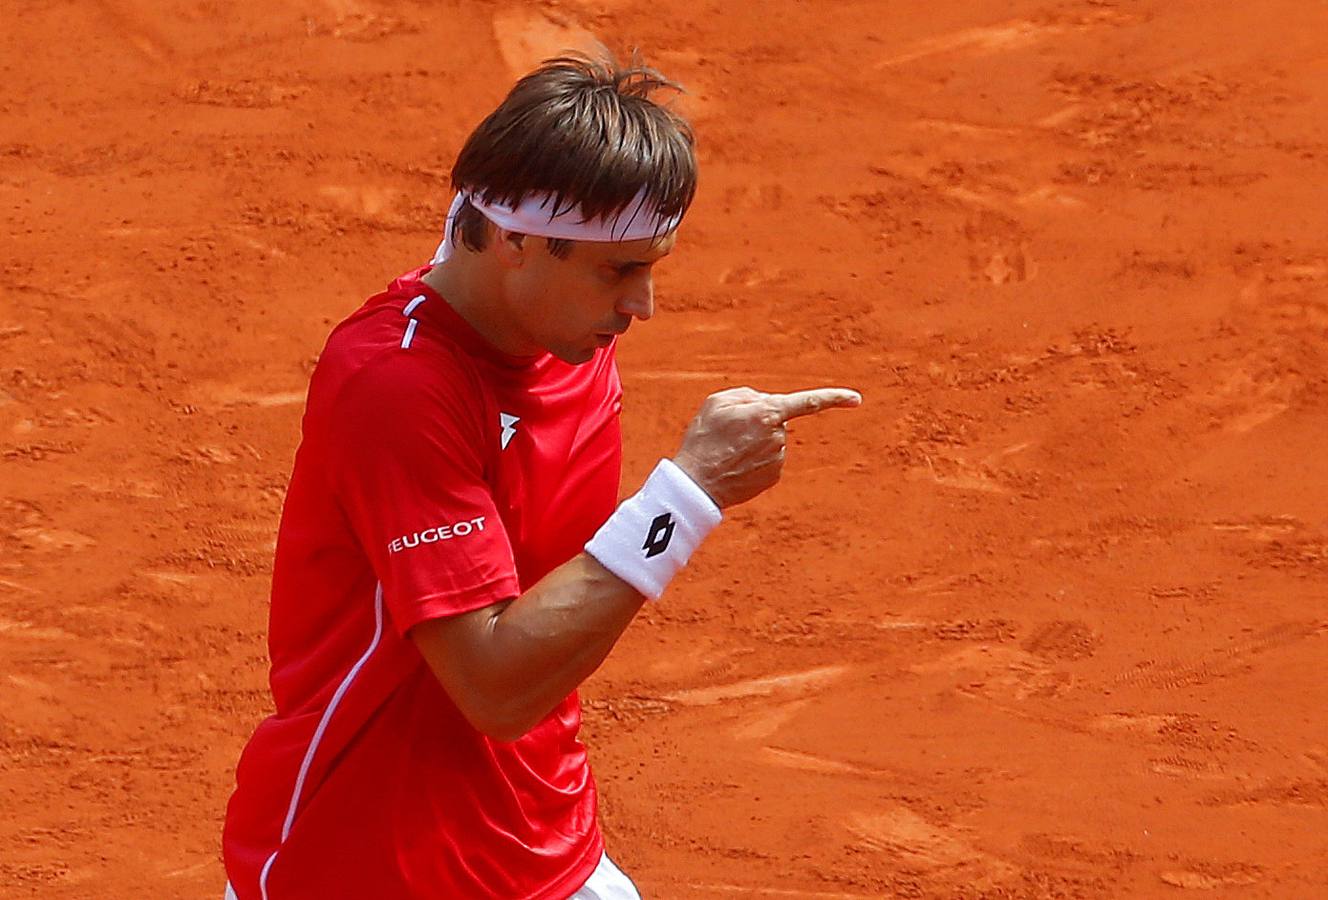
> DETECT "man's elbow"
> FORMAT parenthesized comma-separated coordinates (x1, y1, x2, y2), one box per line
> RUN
(479, 719, 532, 744)
(456, 696, 541, 743)
(415, 654, 543, 741)
(410, 606, 539, 740)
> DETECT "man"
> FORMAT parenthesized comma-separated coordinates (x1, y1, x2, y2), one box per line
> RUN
(222, 53, 860, 899)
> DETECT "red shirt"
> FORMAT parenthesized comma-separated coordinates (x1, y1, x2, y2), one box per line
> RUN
(223, 267, 622, 899)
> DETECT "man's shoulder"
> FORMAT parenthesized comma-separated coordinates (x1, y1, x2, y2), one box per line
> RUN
(322, 317, 475, 385)
(317, 277, 481, 384)
(309, 301, 489, 440)
(323, 340, 483, 420)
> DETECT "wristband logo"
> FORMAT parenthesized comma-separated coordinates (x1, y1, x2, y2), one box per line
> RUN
(388, 516, 487, 554)
(642, 513, 675, 558)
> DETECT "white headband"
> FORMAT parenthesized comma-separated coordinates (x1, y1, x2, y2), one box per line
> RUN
(431, 189, 681, 264)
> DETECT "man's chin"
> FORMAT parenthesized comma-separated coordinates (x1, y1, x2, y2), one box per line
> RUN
(550, 344, 598, 366)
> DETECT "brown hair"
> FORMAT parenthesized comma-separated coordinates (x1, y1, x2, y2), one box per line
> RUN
(450, 51, 697, 258)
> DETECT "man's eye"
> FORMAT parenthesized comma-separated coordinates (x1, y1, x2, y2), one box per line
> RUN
(604, 263, 649, 282)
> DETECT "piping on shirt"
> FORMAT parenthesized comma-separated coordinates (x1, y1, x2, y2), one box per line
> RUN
(401, 293, 426, 349)
(257, 583, 386, 900)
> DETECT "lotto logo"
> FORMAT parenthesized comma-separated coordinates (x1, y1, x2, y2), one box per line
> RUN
(643, 513, 675, 558)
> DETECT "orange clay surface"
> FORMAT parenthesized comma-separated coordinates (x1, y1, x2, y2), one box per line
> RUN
(3, 1, 1327, 897)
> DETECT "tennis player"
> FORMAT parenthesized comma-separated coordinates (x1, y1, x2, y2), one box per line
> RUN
(221, 52, 861, 899)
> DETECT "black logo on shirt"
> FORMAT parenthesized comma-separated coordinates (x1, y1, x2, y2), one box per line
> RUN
(643, 513, 675, 558)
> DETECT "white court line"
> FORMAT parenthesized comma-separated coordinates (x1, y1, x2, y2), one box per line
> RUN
(686, 883, 879, 898)
(662, 666, 847, 706)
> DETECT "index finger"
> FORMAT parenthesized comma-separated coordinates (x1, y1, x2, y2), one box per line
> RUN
(766, 388, 864, 422)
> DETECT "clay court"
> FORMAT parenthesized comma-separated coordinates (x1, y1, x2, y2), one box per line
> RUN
(3, 0, 1327, 896)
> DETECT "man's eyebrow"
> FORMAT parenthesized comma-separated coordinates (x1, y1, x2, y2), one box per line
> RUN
(607, 251, 671, 267)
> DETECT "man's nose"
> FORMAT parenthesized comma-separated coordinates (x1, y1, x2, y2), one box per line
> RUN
(617, 274, 655, 321)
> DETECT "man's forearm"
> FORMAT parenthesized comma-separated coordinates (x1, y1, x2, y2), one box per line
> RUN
(412, 553, 645, 741)
(411, 387, 862, 741)
(484, 554, 646, 735)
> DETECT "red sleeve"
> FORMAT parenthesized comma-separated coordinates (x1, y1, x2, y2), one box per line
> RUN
(325, 353, 519, 636)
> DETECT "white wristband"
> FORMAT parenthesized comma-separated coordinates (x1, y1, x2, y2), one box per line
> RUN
(584, 458, 723, 600)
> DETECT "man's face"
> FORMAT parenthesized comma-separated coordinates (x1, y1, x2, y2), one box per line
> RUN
(504, 230, 677, 365)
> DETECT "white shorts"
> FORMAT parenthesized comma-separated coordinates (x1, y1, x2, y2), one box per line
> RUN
(223, 850, 640, 899)
(570, 851, 640, 899)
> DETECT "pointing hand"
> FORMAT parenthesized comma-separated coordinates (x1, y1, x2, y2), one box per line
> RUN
(672, 386, 863, 509)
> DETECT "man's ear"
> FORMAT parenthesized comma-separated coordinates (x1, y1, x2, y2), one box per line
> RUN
(493, 228, 529, 269)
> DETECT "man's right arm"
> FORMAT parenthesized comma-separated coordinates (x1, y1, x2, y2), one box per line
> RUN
(410, 387, 862, 741)
(410, 553, 642, 741)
